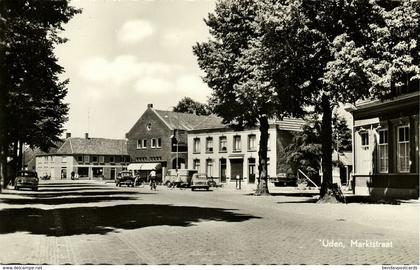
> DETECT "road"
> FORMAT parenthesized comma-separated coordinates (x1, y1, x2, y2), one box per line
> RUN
(0, 180, 418, 265)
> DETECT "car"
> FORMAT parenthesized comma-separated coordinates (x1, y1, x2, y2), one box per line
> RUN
(191, 173, 210, 191)
(116, 171, 135, 187)
(271, 173, 298, 187)
(14, 170, 39, 191)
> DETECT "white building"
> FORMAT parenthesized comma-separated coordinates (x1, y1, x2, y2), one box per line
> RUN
(187, 119, 304, 187)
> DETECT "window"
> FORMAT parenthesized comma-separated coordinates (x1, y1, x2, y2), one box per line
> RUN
(77, 156, 83, 162)
(92, 156, 98, 163)
(267, 134, 271, 151)
(193, 159, 200, 171)
(248, 134, 256, 151)
(219, 136, 227, 152)
(84, 155, 90, 163)
(206, 137, 213, 153)
(110, 156, 115, 163)
(137, 140, 142, 149)
(206, 159, 213, 177)
(99, 156, 105, 163)
(151, 138, 157, 148)
(193, 138, 201, 153)
(157, 138, 162, 148)
(378, 129, 388, 173)
(233, 135, 241, 152)
(361, 132, 369, 148)
(141, 139, 147, 149)
(398, 126, 410, 172)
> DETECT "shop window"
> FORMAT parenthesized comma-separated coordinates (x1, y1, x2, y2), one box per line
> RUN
(378, 129, 388, 173)
(193, 159, 201, 171)
(206, 159, 213, 177)
(397, 126, 410, 172)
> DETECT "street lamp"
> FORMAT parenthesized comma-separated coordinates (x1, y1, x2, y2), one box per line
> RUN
(165, 107, 179, 172)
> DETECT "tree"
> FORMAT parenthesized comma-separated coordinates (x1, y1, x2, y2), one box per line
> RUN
(285, 116, 322, 185)
(256, 0, 419, 201)
(173, 97, 211, 116)
(332, 113, 352, 152)
(193, 0, 300, 195)
(0, 0, 80, 190)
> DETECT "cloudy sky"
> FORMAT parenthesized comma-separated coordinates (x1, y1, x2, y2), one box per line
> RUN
(55, 0, 216, 139)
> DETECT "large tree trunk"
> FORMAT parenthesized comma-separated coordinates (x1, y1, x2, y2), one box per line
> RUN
(319, 94, 343, 202)
(255, 116, 270, 196)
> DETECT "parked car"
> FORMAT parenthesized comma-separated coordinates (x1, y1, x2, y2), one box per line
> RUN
(116, 171, 135, 187)
(191, 173, 210, 191)
(164, 169, 197, 188)
(271, 173, 298, 187)
(14, 170, 39, 191)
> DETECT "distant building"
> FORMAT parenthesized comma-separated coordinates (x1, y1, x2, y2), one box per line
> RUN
(125, 104, 222, 180)
(36, 133, 130, 180)
(187, 118, 305, 187)
(347, 89, 419, 199)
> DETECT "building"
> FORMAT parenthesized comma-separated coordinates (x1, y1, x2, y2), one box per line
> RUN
(125, 104, 223, 180)
(187, 118, 305, 187)
(36, 133, 130, 180)
(347, 89, 419, 199)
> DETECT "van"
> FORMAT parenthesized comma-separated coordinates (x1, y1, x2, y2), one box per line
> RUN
(164, 169, 198, 188)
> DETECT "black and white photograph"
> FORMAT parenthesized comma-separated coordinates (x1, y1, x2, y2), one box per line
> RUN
(0, 0, 419, 268)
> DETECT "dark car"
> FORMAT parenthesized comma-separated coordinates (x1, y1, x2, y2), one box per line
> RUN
(14, 170, 39, 191)
(271, 173, 297, 187)
(116, 171, 135, 187)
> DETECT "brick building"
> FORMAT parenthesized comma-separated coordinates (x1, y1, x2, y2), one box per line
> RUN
(36, 133, 130, 180)
(125, 104, 222, 179)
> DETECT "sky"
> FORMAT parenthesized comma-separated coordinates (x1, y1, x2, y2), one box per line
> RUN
(55, 0, 216, 139)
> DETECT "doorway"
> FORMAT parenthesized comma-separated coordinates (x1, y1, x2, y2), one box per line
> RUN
(220, 158, 227, 183)
(248, 158, 256, 184)
(230, 159, 243, 181)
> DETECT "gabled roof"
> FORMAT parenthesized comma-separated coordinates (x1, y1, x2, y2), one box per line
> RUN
(274, 118, 306, 132)
(53, 137, 128, 156)
(154, 109, 225, 130)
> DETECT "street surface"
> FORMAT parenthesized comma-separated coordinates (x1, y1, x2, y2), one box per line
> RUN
(0, 180, 418, 265)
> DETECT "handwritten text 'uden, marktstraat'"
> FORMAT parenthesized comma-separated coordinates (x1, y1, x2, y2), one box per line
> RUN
(319, 239, 393, 248)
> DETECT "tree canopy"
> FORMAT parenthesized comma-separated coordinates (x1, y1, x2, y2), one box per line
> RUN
(173, 97, 211, 116)
(0, 0, 80, 188)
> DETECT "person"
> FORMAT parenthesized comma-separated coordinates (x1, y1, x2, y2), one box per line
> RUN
(171, 171, 180, 189)
(149, 170, 157, 190)
(71, 171, 75, 180)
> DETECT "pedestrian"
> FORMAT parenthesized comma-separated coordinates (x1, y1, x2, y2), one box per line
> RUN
(149, 170, 157, 190)
(71, 171, 75, 180)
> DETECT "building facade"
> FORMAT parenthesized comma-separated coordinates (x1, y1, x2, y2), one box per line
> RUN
(187, 119, 304, 187)
(36, 133, 130, 180)
(125, 104, 222, 180)
(347, 90, 419, 199)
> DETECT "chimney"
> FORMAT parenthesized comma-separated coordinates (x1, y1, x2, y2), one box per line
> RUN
(66, 132, 71, 139)
(85, 133, 89, 139)
(147, 104, 153, 108)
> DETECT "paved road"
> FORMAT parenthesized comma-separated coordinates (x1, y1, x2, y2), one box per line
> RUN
(0, 180, 418, 265)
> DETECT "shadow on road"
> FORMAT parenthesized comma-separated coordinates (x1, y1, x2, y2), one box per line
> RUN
(245, 192, 318, 197)
(11, 190, 145, 198)
(0, 196, 139, 205)
(0, 204, 260, 236)
(276, 199, 317, 204)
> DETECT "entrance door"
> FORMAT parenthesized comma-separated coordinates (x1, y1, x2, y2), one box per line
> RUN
(61, 167, 67, 179)
(230, 159, 243, 181)
(110, 168, 116, 180)
(248, 158, 256, 184)
(220, 159, 227, 183)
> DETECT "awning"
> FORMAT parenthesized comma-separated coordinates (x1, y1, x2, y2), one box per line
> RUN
(127, 163, 161, 171)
